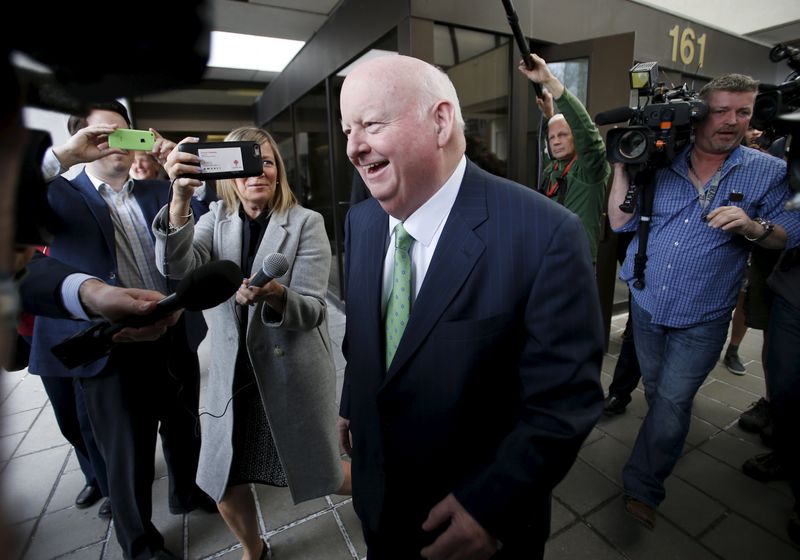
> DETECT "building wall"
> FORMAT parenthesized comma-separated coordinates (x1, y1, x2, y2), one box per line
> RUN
(412, 0, 784, 83)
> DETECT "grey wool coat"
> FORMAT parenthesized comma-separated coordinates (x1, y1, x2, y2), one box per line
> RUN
(153, 200, 343, 503)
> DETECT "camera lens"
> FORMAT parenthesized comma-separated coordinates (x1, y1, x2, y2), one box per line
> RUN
(618, 130, 648, 160)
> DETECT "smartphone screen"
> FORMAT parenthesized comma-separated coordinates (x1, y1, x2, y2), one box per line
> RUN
(177, 141, 263, 180)
(108, 129, 155, 151)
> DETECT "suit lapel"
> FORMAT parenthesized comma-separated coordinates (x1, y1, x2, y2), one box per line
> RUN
(245, 208, 290, 325)
(215, 207, 243, 265)
(252, 208, 289, 276)
(71, 171, 117, 263)
(215, 206, 244, 323)
(384, 161, 488, 384)
(361, 203, 390, 352)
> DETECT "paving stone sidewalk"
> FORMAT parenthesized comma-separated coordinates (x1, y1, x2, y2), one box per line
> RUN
(2, 303, 797, 559)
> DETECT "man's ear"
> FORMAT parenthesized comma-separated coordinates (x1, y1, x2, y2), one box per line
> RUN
(432, 100, 456, 147)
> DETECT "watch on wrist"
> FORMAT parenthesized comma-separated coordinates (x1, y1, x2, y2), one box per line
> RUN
(744, 217, 774, 243)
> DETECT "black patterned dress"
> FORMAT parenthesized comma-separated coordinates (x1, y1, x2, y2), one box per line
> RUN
(227, 207, 287, 487)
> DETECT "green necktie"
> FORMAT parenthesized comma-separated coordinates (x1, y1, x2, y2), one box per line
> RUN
(385, 223, 413, 369)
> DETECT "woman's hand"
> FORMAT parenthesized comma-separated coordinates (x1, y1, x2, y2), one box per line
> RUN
(235, 278, 287, 313)
(164, 137, 203, 200)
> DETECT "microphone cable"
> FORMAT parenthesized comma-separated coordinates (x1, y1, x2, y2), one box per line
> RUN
(162, 177, 178, 280)
(158, 183, 257, 434)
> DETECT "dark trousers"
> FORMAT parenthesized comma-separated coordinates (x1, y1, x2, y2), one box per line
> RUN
(363, 526, 544, 560)
(39, 375, 108, 495)
(80, 329, 202, 560)
(362, 485, 546, 560)
(608, 305, 642, 401)
(609, 232, 642, 401)
(765, 295, 800, 508)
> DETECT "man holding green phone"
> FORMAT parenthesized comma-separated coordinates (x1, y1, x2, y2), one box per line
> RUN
(35, 101, 215, 560)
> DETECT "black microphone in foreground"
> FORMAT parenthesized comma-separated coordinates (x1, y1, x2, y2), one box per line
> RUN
(595, 106, 635, 126)
(51, 260, 243, 369)
(248, 253, 289, 288)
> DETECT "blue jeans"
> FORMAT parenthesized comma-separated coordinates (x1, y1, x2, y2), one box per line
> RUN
(623, 300, 729, 507)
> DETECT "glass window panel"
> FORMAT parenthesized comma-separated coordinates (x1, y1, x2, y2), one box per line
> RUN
(435, 24, 510, 177)
(265, 107, 296, 193)
(433, 25, 455, 68)
(453, 27, 503, 63)
(293, 83, 335, 271)
(548, 59, 589, 106)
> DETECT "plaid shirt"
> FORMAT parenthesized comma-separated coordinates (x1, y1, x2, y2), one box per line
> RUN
(615, 144, 800, 328)
(86, 172, 168, 294)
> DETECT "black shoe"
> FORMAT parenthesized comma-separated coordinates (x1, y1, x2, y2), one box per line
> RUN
(75, 483, 102, 509)
(169, 492, 218, 514)
(738, 398, 771, 433)
(742, 452, 788, 482)
(603, 394, 630, 416)
(98, 498, 112, 519)
(723, 352, 747, 375)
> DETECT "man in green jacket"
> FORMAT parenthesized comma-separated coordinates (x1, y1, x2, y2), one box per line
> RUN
(519, 54, 610, 263)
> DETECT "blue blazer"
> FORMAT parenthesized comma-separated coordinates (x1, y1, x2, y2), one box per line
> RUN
(20, 252, 83, 319)
(29, 170, 207, 378)
(340, 160, 604, 545)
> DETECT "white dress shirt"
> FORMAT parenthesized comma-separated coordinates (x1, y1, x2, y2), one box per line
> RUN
(381, 155, 466, 315)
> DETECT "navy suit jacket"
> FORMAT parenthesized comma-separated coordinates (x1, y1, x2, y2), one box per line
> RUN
(28, 170, 207, 378)
(20, 252, 83, 319)
(340, 160, 604, 545)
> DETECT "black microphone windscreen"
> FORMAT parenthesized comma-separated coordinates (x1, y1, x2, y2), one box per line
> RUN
(176, 260, 243, 311)
(595, 106, 635, 126)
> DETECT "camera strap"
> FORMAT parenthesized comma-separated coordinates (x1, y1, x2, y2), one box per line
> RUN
(541, 155, 577, 203)
(688, 150, 725, 218)
(698, 170, 723, 218)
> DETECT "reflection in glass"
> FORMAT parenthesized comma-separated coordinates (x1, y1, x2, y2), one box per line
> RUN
(293, 83, 335, 288)
(547, 59, 589, 106)
(265, 107, 296, 194)
(434, 24, 510, 178)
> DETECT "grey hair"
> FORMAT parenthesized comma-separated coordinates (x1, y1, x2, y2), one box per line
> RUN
(416, 64, 466, 130)
(699, 73, 759, 101)
(548, 114, 567, 128)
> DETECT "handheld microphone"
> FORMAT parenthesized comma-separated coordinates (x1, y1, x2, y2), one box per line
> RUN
(51, 259, 243, 369)
(248, 253, 289, 288)
(595, 106, 636, 126)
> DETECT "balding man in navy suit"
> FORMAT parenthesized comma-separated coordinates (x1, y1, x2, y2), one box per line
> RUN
(337, 55, 604, 560)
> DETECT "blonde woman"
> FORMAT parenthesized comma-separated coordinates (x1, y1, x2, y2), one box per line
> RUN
(154, 127, 349, 560)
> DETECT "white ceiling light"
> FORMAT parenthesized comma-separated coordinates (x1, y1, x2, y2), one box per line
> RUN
(208, 31, 304, 72)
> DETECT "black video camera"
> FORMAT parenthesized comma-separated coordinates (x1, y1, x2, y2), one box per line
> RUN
(751, 44, 800, 135)
(598, 62, 707, 169)
(750, 43, 800, 210)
